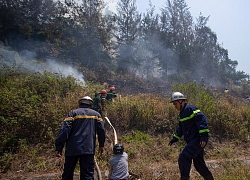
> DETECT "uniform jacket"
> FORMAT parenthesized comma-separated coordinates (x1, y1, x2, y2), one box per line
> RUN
(100, 95, 106, 109)
(106, 90, 117, 101)
(172, 103, 209, 144)
(93, 96, 102, 111)
(55, 106, 106, 156)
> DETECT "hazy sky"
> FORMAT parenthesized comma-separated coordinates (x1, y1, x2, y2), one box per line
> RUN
(106, 0, 250, 75)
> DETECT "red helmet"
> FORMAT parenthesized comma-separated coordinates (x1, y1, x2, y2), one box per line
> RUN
(109, 86, 115, 90)
(100, 89, 107, 94)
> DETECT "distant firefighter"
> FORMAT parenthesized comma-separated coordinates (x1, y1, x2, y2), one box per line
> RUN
(200, 77, 205, 87)
(100, 89, 107, 117)
(106, 85, 117, 102)
(93, 92, 102, 113)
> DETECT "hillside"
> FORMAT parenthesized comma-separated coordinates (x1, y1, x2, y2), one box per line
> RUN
(0, 68, 250, 179)
(1, 0, 250, 178)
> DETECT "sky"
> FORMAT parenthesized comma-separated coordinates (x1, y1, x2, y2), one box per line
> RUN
(106, 0, 250, 75)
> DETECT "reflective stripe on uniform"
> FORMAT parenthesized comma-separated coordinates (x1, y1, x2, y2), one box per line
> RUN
(199, 129, 209, 133)
(179, 109, 201, 122)
(64, 115, 103, 121)
(174, 134, 181, 140)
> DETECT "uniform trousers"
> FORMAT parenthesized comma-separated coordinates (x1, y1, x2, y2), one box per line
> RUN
(178, 139, 212, 178)
(62, 154, 95, 180)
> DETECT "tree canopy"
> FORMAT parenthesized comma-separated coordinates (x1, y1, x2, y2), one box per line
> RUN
(0, 0, 249, 86)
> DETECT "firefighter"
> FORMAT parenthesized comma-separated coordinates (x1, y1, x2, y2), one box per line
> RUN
(200, 77, 205, 87)
(100, 89, 107, 117)
(93, 92, 102, 113)
(109, 144, 129, 180)
(168, 92, 214, 180)
(106, 86, 117, 102)
(55, 96, 106, 180)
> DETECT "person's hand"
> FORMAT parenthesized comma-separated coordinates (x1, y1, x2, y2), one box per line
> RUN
(55, 151, 62, 157)
(98, 147, 104, 156)
(200, 141, 207, 148)
(168, 138, 177, 146)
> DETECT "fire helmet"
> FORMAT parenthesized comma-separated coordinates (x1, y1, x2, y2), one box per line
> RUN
(170, 92, 187, 102)
(109, 86, 115, 91)
(78, 96, 93, 106)
(113, 144, 124, 154)
(100, 89, 107, 94)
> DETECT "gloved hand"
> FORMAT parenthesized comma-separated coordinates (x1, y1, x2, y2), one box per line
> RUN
(55, 151, 62, 157)
(200, 135, 208, 144)
(168, 138, 178, 146)
(200, 136, 208, 148)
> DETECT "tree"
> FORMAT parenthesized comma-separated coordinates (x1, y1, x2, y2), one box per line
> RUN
(160, 0, 194, 74)
(192, 14, 220, 81)
(132, 0, 162, 79)
(114, 0, 141, 73)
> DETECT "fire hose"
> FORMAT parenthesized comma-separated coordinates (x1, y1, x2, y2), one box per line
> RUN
(104, 116, 118, 145)
(104, 116, 140, 180)
(93, 117, 118, 180)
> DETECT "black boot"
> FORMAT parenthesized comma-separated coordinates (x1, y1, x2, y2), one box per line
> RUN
(180, 177, 190, 180)
(203, 173, 214, 180)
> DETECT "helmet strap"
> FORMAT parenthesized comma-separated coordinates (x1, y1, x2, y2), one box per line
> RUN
(178, 100, 184, 110)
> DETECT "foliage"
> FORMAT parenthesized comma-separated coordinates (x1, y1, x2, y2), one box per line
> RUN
(0, 0, 249, 84)
(0, 68, 249, 179)
(0, 0, 250, 178)
(0, 66, 83, 155)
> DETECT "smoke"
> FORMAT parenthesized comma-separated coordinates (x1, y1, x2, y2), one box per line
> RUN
(45, 59, 86, 86)
(0, 46, 86, 86)
(116, 34, 225, 88)
(117, 35, 178, 79)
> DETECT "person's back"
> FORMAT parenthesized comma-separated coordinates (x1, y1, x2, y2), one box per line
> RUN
(62, 107, 103, 155)
(109, 144, 129, 180)
(106, 86, 117, 101)
(93, 93, 102, 113)
(55, 96, 106, 180)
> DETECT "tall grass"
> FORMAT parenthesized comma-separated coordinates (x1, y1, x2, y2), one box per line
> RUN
(0, 66, 250, 179)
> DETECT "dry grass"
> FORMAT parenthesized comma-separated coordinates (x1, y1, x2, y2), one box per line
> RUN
(0, 73, 250, 179)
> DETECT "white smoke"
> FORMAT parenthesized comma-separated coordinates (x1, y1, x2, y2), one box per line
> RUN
(0, 47, 86, 86)
(46, 59, 86, 86)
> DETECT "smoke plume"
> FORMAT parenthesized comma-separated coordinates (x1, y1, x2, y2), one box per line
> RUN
(0, 46, 86, 86)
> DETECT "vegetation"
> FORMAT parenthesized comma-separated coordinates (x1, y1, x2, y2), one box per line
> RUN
(0, 0, 249, 85)
(0, 67, 249, 179)
(0, 0, 250, 179)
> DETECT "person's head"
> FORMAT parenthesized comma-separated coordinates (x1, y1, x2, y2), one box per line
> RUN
(78, 96, 93, 107)
(113, 144, 124, 154)
(170, 92, 187, 111)
(109, 86, 115, 91)
(100, 89, 107, 96)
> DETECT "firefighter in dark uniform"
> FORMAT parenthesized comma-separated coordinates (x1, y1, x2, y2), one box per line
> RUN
(106, 86, 117, 102)
(100, 89, 107, 117)
(168, 92, 214, 180)
(55, 96, 106, 180)
(93, 92, 102, 113)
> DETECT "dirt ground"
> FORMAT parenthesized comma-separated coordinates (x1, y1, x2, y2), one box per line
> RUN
(1, 156, 250, 180)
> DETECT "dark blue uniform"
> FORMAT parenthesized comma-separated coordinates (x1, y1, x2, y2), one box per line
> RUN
(106, 90, 117, 101)
(170, 103, 212, 178)
(55, 105, 106, 180)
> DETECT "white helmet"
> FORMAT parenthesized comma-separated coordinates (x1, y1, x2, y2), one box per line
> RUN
(170, 92, 186, 102)
(78, 96, 93, 105)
